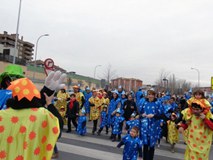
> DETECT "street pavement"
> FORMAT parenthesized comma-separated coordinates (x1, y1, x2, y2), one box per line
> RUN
(53, 121, 213, 160)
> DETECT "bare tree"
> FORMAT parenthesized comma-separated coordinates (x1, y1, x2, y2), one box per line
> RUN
(102, 64, 117, 84)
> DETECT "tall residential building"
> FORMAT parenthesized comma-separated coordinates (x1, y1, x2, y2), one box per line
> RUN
(0, 31, 34, 64)
(111, 77, 143, 92)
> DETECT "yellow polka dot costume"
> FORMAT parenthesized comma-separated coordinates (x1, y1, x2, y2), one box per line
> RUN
(181, 99, 213, 160)
(0, 78, 59, 160)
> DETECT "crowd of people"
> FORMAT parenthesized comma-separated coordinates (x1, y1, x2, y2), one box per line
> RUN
(1, 64, 213, 160)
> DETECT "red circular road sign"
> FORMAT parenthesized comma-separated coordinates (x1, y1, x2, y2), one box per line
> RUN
(44, 58, 54, 70)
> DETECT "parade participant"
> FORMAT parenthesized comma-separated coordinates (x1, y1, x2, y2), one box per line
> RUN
(66, 93, 79, 133)
(120, 91, 127, 116)
(0, 78, 60, 160)
(135, 87, 143, 107)
(178, 99, 213, 160)
(77, 108, 87, 136)
(97, 105, 108, 135)
(156, 119, 164, 148)
(0, 64, 24, 110)
(83, 87, 92, 116)
(117, 126, 142, 160)
(123, 94, 137, 121)
(139, 90, 162, 160)
(55, 88, 70, 124)
(118, 85, 124, 98)
(125, 112, 140, 134)
(111, 108, 125, 142)
(107, 90, 121, 130)
(89, 89, 102, 135)
(167, 113, 179, 153)
(102, 91, 110, 111)
(73, 85, 85, 110)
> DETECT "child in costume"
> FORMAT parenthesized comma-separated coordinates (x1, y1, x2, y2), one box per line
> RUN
(167, 113, 179, 153)
(97, 105, 108, 135)
(0, 78, 60, 160)
(111, 108, 125, 142)
(125, 112, 140, 134)
(178, 99, 213, 160)
(117, 126, 142, 160)
(77, 108, 87, 136)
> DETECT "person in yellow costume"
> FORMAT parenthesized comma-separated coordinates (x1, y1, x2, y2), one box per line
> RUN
(55, 88, 70, 124)
(0, 78, 60, 160)
(167, 113, 179, 153)
(101, 91, 110, 111)
(178, 99, 213, 160)
(89, 90, 102, 135)
(73, 85, 85, 110)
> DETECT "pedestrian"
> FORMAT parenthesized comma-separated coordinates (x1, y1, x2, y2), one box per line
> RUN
(167, 113, 179, 153)
(89, 89, 102, 135)
(139, 90, 162, 160)
(0, 78, 60, 160)
(123, 94, 137, 121)
(83, 87, 92, 117)
(97, 105, 108, 135)
(117, 126, 142, 160)
(66, 93, 79, 133)
(111, 108, 125, 142)
(178, 99, 213, 160)
(73, 85, 85, 110)
(77, 108, 87, 136)
(125, 112, 140, 134)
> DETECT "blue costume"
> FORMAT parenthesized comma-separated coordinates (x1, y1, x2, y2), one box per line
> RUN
(117, 134, 142, 160)
(84, 91, 92, 114)
(112, 116, 125, 135)
(0, 90, 12, 110)
(99, 110, 108, 128)
(77, 115, 87, 136)
(126, 119, 140, 134)
(139, 99, 162, 147)
(107, 97, 120, 127)
(135, 89, 143, 107)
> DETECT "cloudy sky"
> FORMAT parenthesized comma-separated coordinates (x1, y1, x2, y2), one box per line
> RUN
(1, 0, 213, 86)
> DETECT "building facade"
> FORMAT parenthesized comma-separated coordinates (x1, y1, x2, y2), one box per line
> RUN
(0, 31, 34, 65)
(111, 77, 143, 92)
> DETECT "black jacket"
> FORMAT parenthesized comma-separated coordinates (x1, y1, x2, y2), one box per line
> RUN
(123, 100, 137, 121)
(66, 100, 79, 118)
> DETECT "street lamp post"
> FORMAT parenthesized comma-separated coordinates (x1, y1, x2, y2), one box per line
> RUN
(191, 67, 200, 87)
(13, 0, 22, 64)
(33, 34, 49, 80)
(94, 65, 101, 79)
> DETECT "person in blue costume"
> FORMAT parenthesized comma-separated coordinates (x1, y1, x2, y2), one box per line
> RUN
(117, 126, 142, 160)
(97, 106, 108, 135)
(156, 119, 164, 148)
(111, 108, 125, 142)
(108, 90, 121, 129)
(170, 97, 178, 112)
(184, 89, 192, 100)
(77, 108, 87, 136)
(120, 91, 127, 116)
(135, 87, 143, 107)
(0, 65, 24, 110)
(125, 112, 140, 134)
(118, 85, 124, 98)
(83, 87, 92, 116)
(139, 90, 163, 160)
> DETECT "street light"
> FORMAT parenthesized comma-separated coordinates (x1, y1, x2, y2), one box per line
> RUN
(13, 0, 22, 64)
(191, 67, 200, 87)
(33, 34, 49, 80)
(94, 65, 102, 79)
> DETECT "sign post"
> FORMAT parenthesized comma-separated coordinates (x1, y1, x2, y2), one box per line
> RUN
(44, 58, 54, 76)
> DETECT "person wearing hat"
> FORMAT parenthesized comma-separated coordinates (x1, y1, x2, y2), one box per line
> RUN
(177, 99, 213, 160)
(89, 89, 102, 135)
(111, 108, 125, 142)
(97, 105, 108, 135)
(73, 85, 85, 110)
(83, 87, 92, 117)
(125, 112, 140, 134)
(0, 64, 25, 110)
(167, 113, 179, 153)
(0, 78, 60, 160)
(77, 108, 87, 136)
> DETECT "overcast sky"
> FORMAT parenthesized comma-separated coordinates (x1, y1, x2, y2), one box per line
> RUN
(1, 0, 213, 86)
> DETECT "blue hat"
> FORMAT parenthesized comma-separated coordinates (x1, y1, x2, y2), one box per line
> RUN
(85, 87, 90, 90)
(188, 88, 192, 93)
(112, 90, 119, 95)
(118, 85, 122, 89)
(116, 108, 121, 114)
(81, 108, 86, 114)
(121, 91, 125, 95)
(131, 112, 136, 117)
